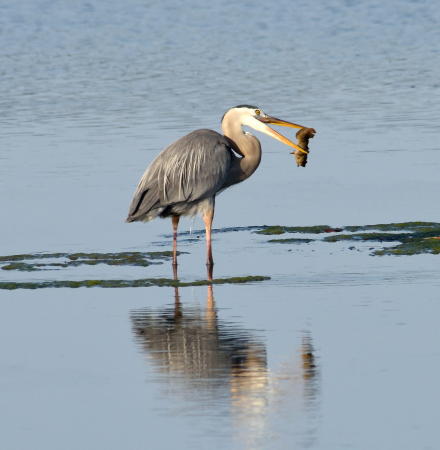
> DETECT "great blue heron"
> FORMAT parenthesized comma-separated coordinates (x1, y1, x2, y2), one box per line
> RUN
(126, 105, 306, 268)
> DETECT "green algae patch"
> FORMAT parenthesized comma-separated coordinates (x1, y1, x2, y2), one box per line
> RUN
(1, 262, 42, 271)
(344, 222, 440, 232)
(66, 252, 152, 268)
(323, 222, 440, 256)
(324, 232, 411, 243)
(0, 253, 68, 262)
(268, 238, 314, 244)
(255, 226, 286, 235)
(255, 221, 440, 256)
(374, 237, 440, 256)
(0, 251, 182, 272)
(288, 225, 333, 234)
(67, 251, 179, 266)
(0, 275, 270, 290)
(256, 225, 331, 235)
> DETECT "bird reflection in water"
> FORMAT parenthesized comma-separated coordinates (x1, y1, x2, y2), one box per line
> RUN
(302, 332, 319, 402)
(130, 266, 320, 446)
(131, 267, 268, 403)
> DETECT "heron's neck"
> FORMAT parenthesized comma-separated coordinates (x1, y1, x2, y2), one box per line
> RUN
(222, 120, 261, 182)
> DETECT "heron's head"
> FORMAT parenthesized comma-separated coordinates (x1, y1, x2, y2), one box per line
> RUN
(221, 105, 308, 153)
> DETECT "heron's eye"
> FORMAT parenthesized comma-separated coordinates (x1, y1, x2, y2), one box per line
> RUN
(255, 109, 261, 116)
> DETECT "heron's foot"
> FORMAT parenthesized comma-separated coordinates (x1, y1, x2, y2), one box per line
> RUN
(172, 262, 178, 280)
(206, 262, 214, 281)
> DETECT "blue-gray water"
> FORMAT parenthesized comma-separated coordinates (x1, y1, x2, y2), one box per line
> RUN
(1, 0, 439, 449)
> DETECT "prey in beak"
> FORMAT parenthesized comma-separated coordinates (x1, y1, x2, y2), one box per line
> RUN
(292, 127, 316, 167)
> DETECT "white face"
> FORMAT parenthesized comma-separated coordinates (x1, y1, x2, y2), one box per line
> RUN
(243, 107, 265, 119)
(222, 105, 302, 151)
(240, 108, 269, 133)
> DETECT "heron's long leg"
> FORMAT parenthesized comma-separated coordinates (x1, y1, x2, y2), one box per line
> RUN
(203, 209, 214, 268)
(171, 215, 180, 266)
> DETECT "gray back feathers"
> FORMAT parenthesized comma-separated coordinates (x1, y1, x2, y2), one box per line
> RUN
(127, 129, 233, 222)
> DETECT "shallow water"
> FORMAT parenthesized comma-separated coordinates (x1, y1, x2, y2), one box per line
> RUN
(1, 0, 440, 449)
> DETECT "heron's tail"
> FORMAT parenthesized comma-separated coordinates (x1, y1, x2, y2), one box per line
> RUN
(126, 186, 162, 223)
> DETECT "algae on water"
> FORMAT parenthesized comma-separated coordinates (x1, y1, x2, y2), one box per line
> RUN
(259, 221, 440, 256)
(374, 237, 440, 256)
(267, 238, 314, 244)
(323, 222, 440, 256)
(0, 275, 271, 290)
(323, 232, 411, 243)
(0, 252, 68, 262)
(2, 262, 42, 271)
(343, 222, 440, 233)
(256, 225, 331, 235)
(0, 248, 270, 290)
(0, 251, 183, 272)
(2, 221, 439, 289)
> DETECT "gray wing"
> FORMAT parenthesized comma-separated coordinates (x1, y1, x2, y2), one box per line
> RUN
(126, 129, 233, 222)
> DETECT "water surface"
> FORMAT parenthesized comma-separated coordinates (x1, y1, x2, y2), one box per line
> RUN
(1, 0, 439, 449)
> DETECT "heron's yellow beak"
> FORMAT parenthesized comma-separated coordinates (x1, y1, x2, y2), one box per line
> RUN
(257, 115, 308, 154)
(259, 115, 304, 129)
